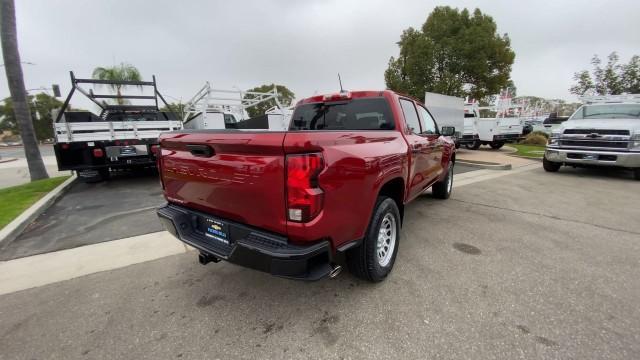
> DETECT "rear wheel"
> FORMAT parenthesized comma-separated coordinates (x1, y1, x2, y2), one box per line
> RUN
(489, 141, 504, 149)
(432, 162, 453, 199)
(465, 140, 481, 150)
(543, 156, 561, 172)
(347, 196, 401, 282)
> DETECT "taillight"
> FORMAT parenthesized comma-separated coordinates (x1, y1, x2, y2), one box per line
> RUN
(286, 153, 324, 222)
(92, 148, 104, 157)
(150, 144, 160, 155)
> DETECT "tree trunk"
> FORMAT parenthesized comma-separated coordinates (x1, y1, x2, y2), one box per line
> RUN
(1, 0, 48, 181)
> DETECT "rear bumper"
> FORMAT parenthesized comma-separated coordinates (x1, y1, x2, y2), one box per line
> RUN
(157, 203, 332, 280)
(545, 148, 640, 168)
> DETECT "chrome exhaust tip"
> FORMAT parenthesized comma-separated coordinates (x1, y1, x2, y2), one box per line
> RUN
(329, 264, 342, 278)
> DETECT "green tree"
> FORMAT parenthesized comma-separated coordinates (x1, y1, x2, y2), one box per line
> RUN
(384, 6, 515, 100)
(569, 70, 595, 96)
(1, 0, 48, 180)
(0, 93, 64, 140)
(92, 63, 142, 105)
(159, 102, 185, 119)
(622, 55, 640, 94)
(570, 52, 639, 95)
(243, 84, 295, 118)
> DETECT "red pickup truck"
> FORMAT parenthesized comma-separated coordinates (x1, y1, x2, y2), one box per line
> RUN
(157, 90, 456, 282)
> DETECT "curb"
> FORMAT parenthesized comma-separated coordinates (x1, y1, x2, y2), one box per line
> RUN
(457, 160, 512, 170)
(0, 157, 18, 164)
(507, 154, 543, 162)
(0, 175, 77, 247)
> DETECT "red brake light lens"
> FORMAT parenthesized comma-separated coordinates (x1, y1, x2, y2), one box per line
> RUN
(286, 153, 324, 222)
(322, 92, 351, 102)
(150, 144, 160, 155)
(92, 148, 104, 157)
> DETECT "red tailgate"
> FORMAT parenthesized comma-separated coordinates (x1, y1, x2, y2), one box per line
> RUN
(159, 131, 287, 235)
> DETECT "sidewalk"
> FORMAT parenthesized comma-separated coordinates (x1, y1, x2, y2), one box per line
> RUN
(0, 156, 71, 188)
(456, 146, 538, 168)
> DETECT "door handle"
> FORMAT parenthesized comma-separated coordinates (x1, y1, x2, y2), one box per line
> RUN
(186, 144, 214, 158)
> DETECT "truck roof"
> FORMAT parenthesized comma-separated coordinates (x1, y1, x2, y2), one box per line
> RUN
(296, 90, 422, 106)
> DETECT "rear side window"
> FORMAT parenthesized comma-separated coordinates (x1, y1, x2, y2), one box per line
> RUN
(399, 99, 421, 134)
(289, 98, 394, 130)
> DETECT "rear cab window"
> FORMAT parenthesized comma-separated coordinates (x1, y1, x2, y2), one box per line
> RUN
(289, 97, 395, 130)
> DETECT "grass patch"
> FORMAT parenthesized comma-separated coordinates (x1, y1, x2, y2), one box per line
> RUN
(509, 144, 546, 158)
(0, 176, 70, 229)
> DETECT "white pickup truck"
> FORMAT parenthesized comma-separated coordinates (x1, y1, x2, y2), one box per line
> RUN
(543, 95, 640, 180)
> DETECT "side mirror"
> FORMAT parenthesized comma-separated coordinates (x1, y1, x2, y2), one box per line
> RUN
(441, 126, 455, 137)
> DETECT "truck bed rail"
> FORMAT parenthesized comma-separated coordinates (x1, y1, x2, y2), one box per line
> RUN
(55, 120, 182, 142)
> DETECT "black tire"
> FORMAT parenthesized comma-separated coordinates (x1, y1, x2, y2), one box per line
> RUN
(543, 156, 561, 172)
(432, 162, 453, 199)
(633, 168, 640, 181)
(489, 141, 504, 149)
(347, 196, 401, 282)
(465, 140, 481, 150)
(455, 142, 461, 149)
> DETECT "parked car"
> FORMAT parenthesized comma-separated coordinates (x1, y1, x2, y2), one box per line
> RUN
(157, 90, 457, 282)
(535, 113, 569, 135)
(544, 95, 640, 180)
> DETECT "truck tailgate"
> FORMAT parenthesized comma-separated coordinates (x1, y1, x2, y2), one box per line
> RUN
(159, 131, 287, 235)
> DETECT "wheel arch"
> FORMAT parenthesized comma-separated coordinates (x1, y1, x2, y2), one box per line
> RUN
(377, 177, 405, 223)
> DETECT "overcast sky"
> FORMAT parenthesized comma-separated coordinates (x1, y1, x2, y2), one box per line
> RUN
(2, 0, 639, 108)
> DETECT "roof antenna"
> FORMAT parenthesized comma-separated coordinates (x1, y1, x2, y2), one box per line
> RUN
(338, 73, 344, 93)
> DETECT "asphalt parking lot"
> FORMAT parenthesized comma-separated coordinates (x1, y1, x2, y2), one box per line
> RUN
(1, 165, 638, 359)
(0, 164, 478, 260)
(0, 170, 164, 260)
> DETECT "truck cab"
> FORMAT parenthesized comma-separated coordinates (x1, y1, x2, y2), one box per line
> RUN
(543, 95, 640, 180)
(463, 102, 481, 149)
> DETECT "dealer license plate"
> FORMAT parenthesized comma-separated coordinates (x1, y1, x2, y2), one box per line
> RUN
(199, 216, 231, 245)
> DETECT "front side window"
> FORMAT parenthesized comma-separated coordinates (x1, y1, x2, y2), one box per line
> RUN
(570, 104, 640, 120)
(399, 99, 421, 134)
(417, 105, 438, 135)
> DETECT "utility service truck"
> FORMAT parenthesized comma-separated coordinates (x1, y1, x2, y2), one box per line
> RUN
(424, 92, 464, 148)
(183, 82, 291, 131)
(53, 72, 181, 182)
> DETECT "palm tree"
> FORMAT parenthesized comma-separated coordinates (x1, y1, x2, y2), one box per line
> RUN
(1, 0, 48, 180)
(92, 63, 142, 105)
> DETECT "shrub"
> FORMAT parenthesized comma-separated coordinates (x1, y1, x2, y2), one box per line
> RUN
(520, 133, 548, 146)
(529, 130, 549, 139)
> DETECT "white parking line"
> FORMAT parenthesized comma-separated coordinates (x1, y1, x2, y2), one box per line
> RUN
(0, 163, 540, 295)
